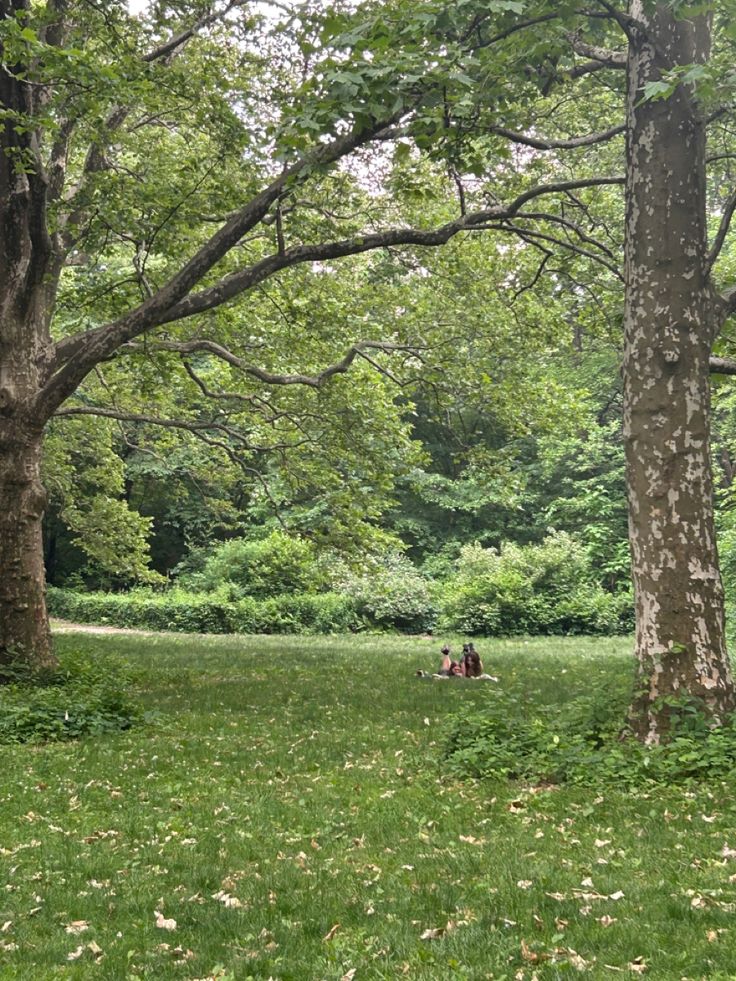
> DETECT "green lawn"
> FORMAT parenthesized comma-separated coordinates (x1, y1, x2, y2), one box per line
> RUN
(2, 632, 736, 979)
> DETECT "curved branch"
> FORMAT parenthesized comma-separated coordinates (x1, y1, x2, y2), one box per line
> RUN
(43, 175, 623, 416)
(706, 187, 736, 275)
(140, 177, 626, 327)
(114, 339, 421, 388)
(489, 123, 625, 151)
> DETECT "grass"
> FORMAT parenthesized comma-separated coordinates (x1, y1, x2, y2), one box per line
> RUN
(2, 632, 736, 979)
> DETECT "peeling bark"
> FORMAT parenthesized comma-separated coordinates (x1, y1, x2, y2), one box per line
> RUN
(0, 417, 53, 671)
(623, 3, 735, 741)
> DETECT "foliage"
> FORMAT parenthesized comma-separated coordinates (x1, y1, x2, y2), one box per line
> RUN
(43, 418, 162, 587)
(0, 650, 142, 744)
(439, 532, 633, 636)
(331, 551, 437, 631)
(444, 691, 736, 787)
(182, 530, 324, 599)
(47, 586, 361, 635)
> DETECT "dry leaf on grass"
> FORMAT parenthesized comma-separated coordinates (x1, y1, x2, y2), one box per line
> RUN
(64, 920, 89, 935)
(341, 969, 357, 981)
(154, 910, 177, 931)
(211, 890, 243, 908)
(323, 923, 340, 942)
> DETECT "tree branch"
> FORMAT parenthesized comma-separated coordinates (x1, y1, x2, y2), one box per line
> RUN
(706, 187, 736, 275)
(44, 175, 623, 413)
(113, 339, 421, 388)
(710, 357, 736, 375)
(489, 123, 625, 150)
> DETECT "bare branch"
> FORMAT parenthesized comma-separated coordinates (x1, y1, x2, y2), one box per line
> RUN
(489, 123, 625, 150)
(566, 34, 627, 68)
(706, 187, 736, 275)
(114, 338, 422, 388)
(710, 357, 736, 375)
(142, 0, 247, 64)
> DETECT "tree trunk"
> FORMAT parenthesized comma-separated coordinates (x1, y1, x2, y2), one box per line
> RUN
(623, 3, 735, 741)
(0, 420, 54, 671)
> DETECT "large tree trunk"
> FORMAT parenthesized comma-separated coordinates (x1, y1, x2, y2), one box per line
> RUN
(0, 420, 53, 671)
(623, 3, 735, 741)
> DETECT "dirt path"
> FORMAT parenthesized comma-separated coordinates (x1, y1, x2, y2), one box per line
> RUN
(51, 619, 166, 638)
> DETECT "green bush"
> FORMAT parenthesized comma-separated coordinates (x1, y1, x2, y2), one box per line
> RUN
(443, 692, 736, 786)
(439, 532, 633, 636)
(184, 531, 324, 598)
(0, 650, 143, 744)
(332, 552, 436, 632)
(48, 586, 361, 635)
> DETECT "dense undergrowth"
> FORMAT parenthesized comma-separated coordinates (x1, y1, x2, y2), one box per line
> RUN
(443, 689, 736, 787)
(0, 650, 143, 744)
(49, 529, 635, 637)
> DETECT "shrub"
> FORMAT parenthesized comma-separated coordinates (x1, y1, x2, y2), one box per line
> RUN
(185, 531, 324, 598)
(332, 552, 436, 632)
(0, 650, 143, 744)
(439, 532, 633, 636)
(443, 692, 736, 787)
(48, 586, 361, 635)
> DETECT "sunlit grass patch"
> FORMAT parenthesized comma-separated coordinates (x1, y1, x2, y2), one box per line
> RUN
(1, 631, 736, 978)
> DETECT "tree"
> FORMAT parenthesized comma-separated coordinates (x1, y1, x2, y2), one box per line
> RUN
(2, 0, 736, 743)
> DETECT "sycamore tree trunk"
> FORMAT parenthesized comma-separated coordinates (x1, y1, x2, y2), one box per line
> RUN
(623, 3, 735, 741)
(0, 418, 53, 670)
(0, 40, 58, 672)
(0, 307, 56, 671)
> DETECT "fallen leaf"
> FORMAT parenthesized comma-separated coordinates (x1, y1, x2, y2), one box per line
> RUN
(721, 843, 736, 859)
(65, 920, 89, 935)
(323, 923, 340, 942)
(517, 880, 533, 889)
(341, 970, 357, 981)
(597, 915, 617, 927)
(628, 956, 647, 973)
(521, 938, 550, 963)
(0, 921, 11, 933)
(565, 948, 589, 971)
(420, 927, 445, 940)
(67, 945, 84, 961)
(211, 890, 243, 908)
(608, 890, 625, 901)
(154, 910, 177, 931)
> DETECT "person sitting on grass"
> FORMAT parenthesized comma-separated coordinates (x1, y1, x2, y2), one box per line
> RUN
(416, 643, 497, 680)
(462, 642, 483, 678)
